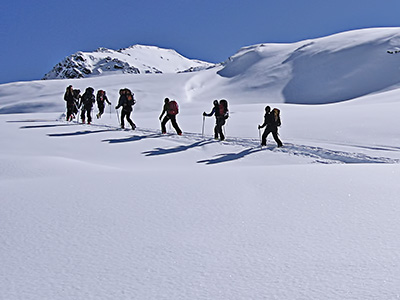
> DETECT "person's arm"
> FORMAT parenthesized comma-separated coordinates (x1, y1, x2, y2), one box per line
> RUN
(159, 105, 166, 120)
(203, 107, 215, 117)
(105, 96, 111, 105)
(258, 114, 267, 129)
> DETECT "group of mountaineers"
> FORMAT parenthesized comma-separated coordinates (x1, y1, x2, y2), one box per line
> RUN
(63, 85, 283, 147)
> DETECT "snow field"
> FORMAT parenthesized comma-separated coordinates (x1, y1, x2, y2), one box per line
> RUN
(2, 27, 400, 299)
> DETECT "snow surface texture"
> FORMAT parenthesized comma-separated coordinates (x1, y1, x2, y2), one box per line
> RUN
(2, 28, 400, 300)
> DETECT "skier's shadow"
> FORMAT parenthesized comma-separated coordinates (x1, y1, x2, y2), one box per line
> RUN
(197, 147, 264, 165)
(48, 129, 116, 137)
(20, 124, 79, 129)
(143, 140, 216, 156)
(7, 119, 58, 123)
(103, 133, 162, 144)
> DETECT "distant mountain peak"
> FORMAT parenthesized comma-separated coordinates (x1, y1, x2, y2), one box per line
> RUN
(43, 44, 215, 80)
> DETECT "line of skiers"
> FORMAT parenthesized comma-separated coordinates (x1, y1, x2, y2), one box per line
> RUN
(64, 85, 283, 147)
(64, 85, 110, 124)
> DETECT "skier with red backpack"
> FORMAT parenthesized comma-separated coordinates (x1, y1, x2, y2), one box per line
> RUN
(96, 90, 111, 119)
(159, 98, 182, 135)
(203, 99, 229, 141)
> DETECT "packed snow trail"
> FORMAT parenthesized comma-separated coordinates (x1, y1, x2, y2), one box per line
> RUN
(27, 116, 399, 165)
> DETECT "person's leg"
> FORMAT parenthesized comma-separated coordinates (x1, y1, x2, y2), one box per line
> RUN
(170, 115, 182, 134)
(66, 105, 72, 121)
(120, 110, 126, 128)
(261, 128, 271, 146)
(272, 129, 283, 147)
(81, 108, 86, 123)
(161, 116, 169, 133)
(214, 122, 220, 139)
(218, 118, 225, 140)
(126, 111, 136, 129)
(87, 108, 92, 123)
(98, 105, 104, 118)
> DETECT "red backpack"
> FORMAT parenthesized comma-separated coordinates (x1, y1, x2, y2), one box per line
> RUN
(219, 99, 228, 118)
(168, 100, 179, 115)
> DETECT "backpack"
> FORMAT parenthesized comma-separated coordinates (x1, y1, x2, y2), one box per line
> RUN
(219, 99, 229, 118)
(82, 88, 94, 107)
(168, 100, 179, 115)
(73, 89, 81, 99)
(272, 108, 281, 126)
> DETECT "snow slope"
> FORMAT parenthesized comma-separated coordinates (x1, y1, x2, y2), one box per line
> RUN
(2, 28, 400, 300)
(217, 27, 400, 104)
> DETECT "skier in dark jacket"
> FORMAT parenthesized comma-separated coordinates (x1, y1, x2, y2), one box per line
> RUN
(159, 98, 182, 135)
(96, 90, 111, 119)
(203, 99, 229, 140)
(258, 106, 283, 147)
(63, 85, 79, 121)
(79, 87, 95, 124)
(115, 88, 136, 130)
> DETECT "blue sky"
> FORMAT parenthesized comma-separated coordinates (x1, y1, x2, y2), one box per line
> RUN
(1, 0, 400, 84)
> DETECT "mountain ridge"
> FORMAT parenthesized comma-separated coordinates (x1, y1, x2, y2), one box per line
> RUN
(43, 44, 216, 80)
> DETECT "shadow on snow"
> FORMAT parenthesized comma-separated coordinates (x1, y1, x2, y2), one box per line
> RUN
(48, 129, 117, 137)
(12, 118, 400, 165)
(21, 124, 79, 129)
(197, 147, 264, 165)
(103, 133, 162, 144)
(143, 140, 217, 156)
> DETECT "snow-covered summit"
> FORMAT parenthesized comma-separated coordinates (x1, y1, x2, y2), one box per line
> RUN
(43, 44, 215, 80)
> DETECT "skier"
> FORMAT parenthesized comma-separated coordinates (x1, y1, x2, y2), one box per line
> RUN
(203, 99, 229, 140)
(79, 87, 96, 124)
(258, 106, 283, 147)
(159, 98, 182, 135)
(96, 90, 111, 119)
(63, 85, 79, 121)
(115, 88, 136, 130)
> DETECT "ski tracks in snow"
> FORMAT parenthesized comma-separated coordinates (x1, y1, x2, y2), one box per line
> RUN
(18, 117, 400, 165)
(131, 126, 400, 165)
(196, 135, 400, 165)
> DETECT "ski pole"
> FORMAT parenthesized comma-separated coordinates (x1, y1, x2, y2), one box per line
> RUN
(258, 128, 263, 147)
(116, 108, 120, 127)
(223, 118, 227, 137)
(73, 102, 80, 123)
(77, 105, 81, 124)
(202, 115, 205, 137)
